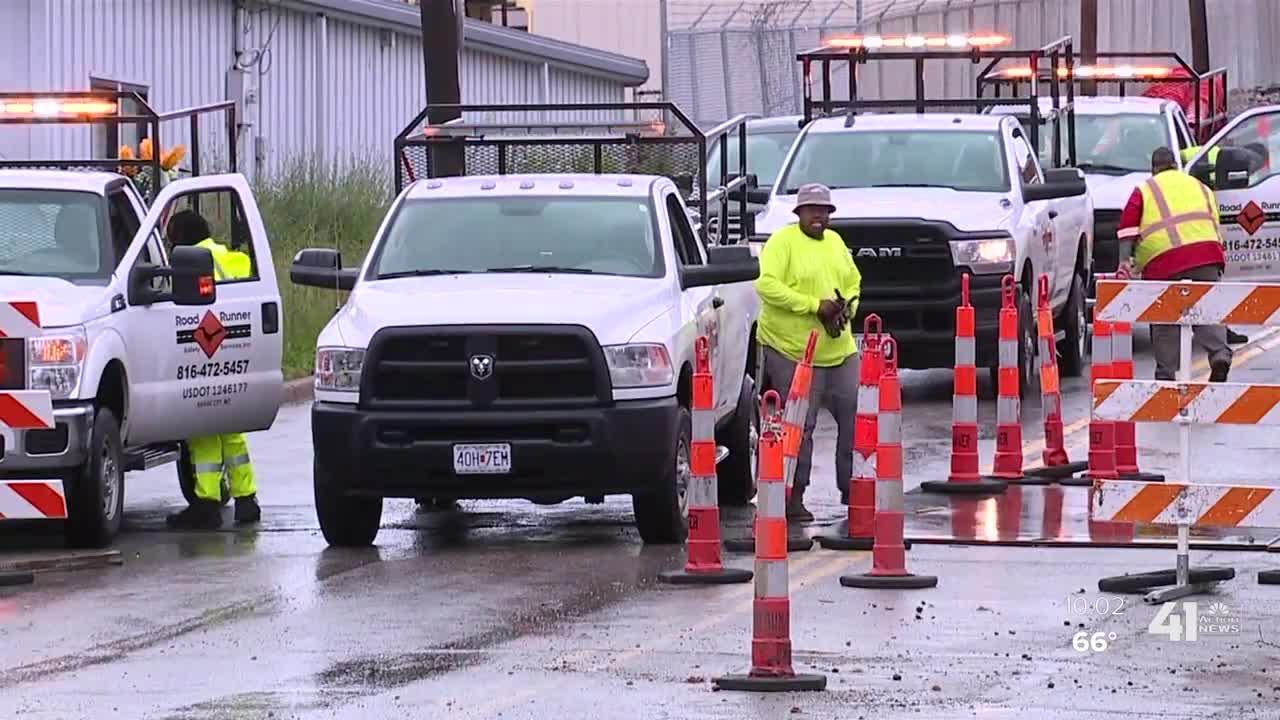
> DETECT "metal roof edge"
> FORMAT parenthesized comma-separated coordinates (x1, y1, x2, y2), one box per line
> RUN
(275, 0, 649, 86)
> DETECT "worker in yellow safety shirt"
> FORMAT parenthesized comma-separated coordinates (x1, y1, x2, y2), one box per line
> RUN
(1178, 143, 1251, 346)
(754, 183, 861, 522)
(163, 209, 261, 530)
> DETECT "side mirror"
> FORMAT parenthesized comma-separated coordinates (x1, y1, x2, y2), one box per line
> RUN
(708, 244, 753, 265)
(728, 173, 759, 189)
(1022, 178, 1086, 202)
(1044, 168, 1084, 184)
(127, 245, 217, 307)
(680, 258, 759, 289)
(290, 248, 358, 291)
(1214, 147, 1253, 190)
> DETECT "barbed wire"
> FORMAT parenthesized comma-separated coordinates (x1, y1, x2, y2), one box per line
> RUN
(666, 0, 965, 32)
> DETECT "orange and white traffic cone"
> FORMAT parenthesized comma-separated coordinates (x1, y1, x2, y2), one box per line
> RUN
(818, 316, 885, 550)
(989, 275, 1026, 482)
(659, 337, 753, 586)
(1024, 274, 1087, 482)
(840, 338, 938, 590)
(725, 331, 819, 554)
(714, 390, 827, 693)
(1064, 319, 1117, 487)
(1110, 320, 1164, 483)
(921, 273, 1006, 496)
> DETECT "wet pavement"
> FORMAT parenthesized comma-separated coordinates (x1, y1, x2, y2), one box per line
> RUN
(2, 326, 1280, 719)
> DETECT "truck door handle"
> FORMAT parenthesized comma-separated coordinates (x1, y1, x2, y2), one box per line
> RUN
(1048, 210, 1059, 219)
(712, 296, 725, 309)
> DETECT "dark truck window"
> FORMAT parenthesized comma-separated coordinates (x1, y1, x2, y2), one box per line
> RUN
(0, 190, 112, 284)
(372, 195, 664, 279)
(1068, 113, 1169, 174)
(706, 130, 800, 188)
(779, 130, 1010, 193)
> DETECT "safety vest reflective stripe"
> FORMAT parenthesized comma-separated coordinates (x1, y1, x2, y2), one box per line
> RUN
(1139, 177, 1217, 246)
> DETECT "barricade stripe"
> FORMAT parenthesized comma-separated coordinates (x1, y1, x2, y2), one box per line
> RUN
(1135, 384, 1204, 421)
(875, 478, 903, 510)
(1222, 285, 1280, 325)
(954, 365, 976, 396)
(1095, 381, 1280, 424)
(952, 394, 977, 423)
(9, 481, 68, 518)
(1217, 385, 1280, 424)
(0, 392, 55, 430)
(692, 412, 715, 444)
(1198, 487, 1275, 527)
(955, 337, 975, 366)
(1111, 483, 1188, 523)
(0, 302, 41, 338)
(687, 475, 718, 508)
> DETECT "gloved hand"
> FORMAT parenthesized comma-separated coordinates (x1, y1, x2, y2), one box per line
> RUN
(818, 298, 846, 338)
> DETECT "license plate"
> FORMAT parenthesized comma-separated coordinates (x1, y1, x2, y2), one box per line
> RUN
(452, 443, 512, 475)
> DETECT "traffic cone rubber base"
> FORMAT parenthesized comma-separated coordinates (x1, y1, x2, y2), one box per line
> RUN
(1119, 471, 1166, 483)
(1260, 570, 1280, 585)
(0, 571, 34, 587)
(713, 673, 827, 692)
(657, 567, 753, 585)
(815, 532, 912, 552)
(724, 536, 814, 553)
(1022, 461, 1087, 479)
(1097, 566, 1236, 593)
(839, 572, 938, 590)
(919, 478, 1007, 496)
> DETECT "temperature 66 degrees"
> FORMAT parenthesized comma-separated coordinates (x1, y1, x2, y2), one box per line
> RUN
(1072, 631, 1116, 653)
(177, 359, 250, 380)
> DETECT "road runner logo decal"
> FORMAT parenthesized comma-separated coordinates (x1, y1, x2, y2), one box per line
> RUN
(1237, 201, 1266, 236)
(176, 310, 252, 359)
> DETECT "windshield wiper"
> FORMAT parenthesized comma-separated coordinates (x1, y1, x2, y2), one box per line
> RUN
(376, 268, 474, 279)
(866, 183, 951, 189)
(485, 265, 596, 274)
(1076, 162, 1141, 175)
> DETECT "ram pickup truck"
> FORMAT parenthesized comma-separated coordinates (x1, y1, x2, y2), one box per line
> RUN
(291, 103, 761, 547)
(0, 92, 283, 546)
(752, 112, 1091, 391)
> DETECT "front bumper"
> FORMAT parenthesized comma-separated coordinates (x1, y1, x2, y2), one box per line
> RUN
(854, 272, 1008, 370)
(0, 401, 92, 475)
(312, 396, 680, 499)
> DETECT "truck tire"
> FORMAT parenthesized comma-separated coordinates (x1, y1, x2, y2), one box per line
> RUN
(314, 460, 382, 547)
(177, 442, 231, 507)
(1057, 272, 1089, 377)
(632, 405, 690, 544)
(65, 408, 125, 548)
(715, 375, 757, 507)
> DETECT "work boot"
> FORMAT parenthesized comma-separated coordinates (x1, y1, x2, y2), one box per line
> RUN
(166, 500, 223, 530)
(1227, 328, 1249, 345)
(786, 494, 814, 523)
(234, 495, 261, 525)
(1209, 357, 1231, 383)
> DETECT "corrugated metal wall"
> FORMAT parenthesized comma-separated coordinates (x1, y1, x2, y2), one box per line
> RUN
(0, 0, 630, 179)
(668, 0, 1280, 124)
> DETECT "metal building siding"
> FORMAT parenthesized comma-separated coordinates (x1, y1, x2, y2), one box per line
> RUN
(247, 4, 318, 174)
(35, 0, 233, 161)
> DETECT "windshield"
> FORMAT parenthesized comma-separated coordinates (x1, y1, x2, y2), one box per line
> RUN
(779, 130, 1010, 193)
(371, 196, 663, 279)
(0, 189, 110, 283)
(705, 130, 800, 188)
(1063, 113, 1169, 174)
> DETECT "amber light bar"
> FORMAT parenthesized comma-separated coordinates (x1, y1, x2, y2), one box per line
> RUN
(996, 65, 1174, 79)
(0, 99, 119, 117)
(825, 33, 1009, 49)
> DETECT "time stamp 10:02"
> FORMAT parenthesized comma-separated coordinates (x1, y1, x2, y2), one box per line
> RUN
(1065, 595, 1127, 654)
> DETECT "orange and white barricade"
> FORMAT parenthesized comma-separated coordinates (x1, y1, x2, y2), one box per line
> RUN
(1090, 278, 1280, 598)
(0, 301, 66, 521)
(659, 337, 752, 585)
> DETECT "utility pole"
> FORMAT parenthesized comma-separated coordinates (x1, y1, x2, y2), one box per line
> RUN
(1080, 0, 1097, 96)
(420, 0, 466, 176)
(1189, 0, 1210, 73)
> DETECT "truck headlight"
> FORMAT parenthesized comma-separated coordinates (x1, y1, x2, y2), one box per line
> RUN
(315, 347, 364, 392)
(29, 327, 87, 400)
(950, 237, 1015, 274)
(603, 343, 673, 389)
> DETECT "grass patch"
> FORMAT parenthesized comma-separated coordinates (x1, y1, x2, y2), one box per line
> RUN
(255, 159, 390, 379)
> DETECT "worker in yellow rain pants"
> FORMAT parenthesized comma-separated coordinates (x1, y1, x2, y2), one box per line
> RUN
(164, 209, 261, 530)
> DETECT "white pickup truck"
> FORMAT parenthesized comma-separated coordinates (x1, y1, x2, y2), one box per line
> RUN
(292, 104, 761, 547)
(752, 112, 1092, 391)
(0, 95, 283, 547)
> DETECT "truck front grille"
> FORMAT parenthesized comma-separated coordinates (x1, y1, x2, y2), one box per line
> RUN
(831, 221, 960, 333)
(363, 326, 610, 409)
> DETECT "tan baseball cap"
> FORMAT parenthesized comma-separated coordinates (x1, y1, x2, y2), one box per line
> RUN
(793, 183, 836, 213)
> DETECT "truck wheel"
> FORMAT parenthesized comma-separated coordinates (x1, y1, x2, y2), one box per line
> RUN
(633, 406, 690, 544)
(177, 442, 231, 507)
(65, 408, 125, 548)
(1057, 272, 1089, 377)
(314, 460, 382, 547)
(715, 375, 758, 507)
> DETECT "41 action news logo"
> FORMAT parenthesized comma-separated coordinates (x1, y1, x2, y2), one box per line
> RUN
(1148, 601, 1241, 642)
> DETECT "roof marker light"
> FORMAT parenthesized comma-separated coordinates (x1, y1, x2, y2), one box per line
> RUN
(826, 33, 1008, 50)
(995, 65, 1175, 80)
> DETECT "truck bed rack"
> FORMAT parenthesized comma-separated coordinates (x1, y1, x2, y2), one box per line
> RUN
(0, 90, 237, 203)
(797, 36, 1078, 167)
(393, 101, 753, 246)
(977, 51, 1228, 142)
